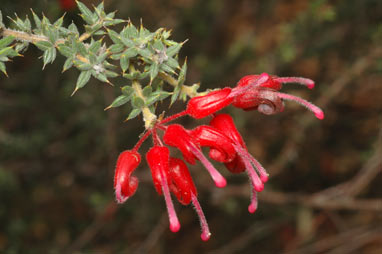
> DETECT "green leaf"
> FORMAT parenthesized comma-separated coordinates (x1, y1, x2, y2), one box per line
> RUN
(120, 54, 129, 72)
(108, 44, 124, 54)
(121, 86, 134, 96)
(73, 70, 92, 94)
(15, 42, 28, 53)
(166, 57, 179, 69)
(46, 27, 59, 43)
(96, 52, 108, 63)
(92, 71, 110, 83)
(58, 45, 74, 58)
(142, 86, 152, 97)
(73, 59, 92, 71)
(31, 10, 41, 29)
(131, 96, 145, 108)
(150, 62, 159, 81)
(105, 95, 130, 109)
(120, 36, 134, 47)
(146, 91, 171, 106)
(122, 23, 138, 39)
(126, 108, 141, 121)
(107, 29, 122, 44)
(41, 14, 51, 25)
(160, 64, 176, 74)
(53, 15, 64, 27)
(123, 47, 138, 58)
(95, 2, 105, 15)
(0, 62, 6, 75)
(75, 42, 88, 56)
(110, 53, 122, 60)
(62, 58, 74, 72)
(42, 48, 56, 69)
(76, 1, 95, 24)
(0, 36, 15, 49)
(138, 48, 152, 59)
(68, 23, 79, 35)
(178, 59, 187, 86)
(34, 41, 53, 51)
(153, 40, 165, 51)
(166, 43, 182, 58)
(170, 83, 181, 105)
(105, 19, 125, 26)
(88, 40, 102, 54)
(93, 30, 106, 36)
(104, 70, 119, 78)
(0, 47, 17, 57)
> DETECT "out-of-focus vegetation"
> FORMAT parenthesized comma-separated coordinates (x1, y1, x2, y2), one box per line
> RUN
(0, 0, 381, 253)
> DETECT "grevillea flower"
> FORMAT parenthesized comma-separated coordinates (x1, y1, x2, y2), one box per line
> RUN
(233, 75, 324, 119)
(113, 72, 324, 240)
(186, 73, 270, 119)
(163, 124, 227, 188)
(210, 114, 269, 213)
(168, 158, 211, 241)
(146, 146, 181, 232)
(114, 150, 141, 203)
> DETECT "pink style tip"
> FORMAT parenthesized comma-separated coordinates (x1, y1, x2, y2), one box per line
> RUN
(201, 232, 211, 241)
(307, 82, 315, 90)
(191, 194, 211, 241)
(248, 204, 257, 214)
(254, 183, 264, 192)
(170, 220, 181, 232)
(215, 176, 227, 188)
(315, 110, 325, 120)
(260, 174, 269, 183)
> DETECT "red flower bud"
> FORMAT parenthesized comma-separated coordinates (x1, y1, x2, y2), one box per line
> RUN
(168, 158, 197, 205)
(186, 88, 233, 119)
(114, 150, 141, 203)
(191, 125, 236, 163)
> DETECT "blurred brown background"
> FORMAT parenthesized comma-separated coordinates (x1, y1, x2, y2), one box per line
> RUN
(0, 0, 381, 253)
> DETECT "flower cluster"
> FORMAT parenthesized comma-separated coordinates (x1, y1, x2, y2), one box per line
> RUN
(114, 73, 324, 240)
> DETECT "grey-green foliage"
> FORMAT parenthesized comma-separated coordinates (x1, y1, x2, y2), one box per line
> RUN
(0, 1, 196, 121)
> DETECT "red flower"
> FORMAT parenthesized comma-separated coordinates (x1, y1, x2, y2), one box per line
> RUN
(163, 124, 227, 188)
(114, 150, 141, 203)
(210, 114, 269, 213)
(113, 72, 324, 240)
(232, 75, 324, 119)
